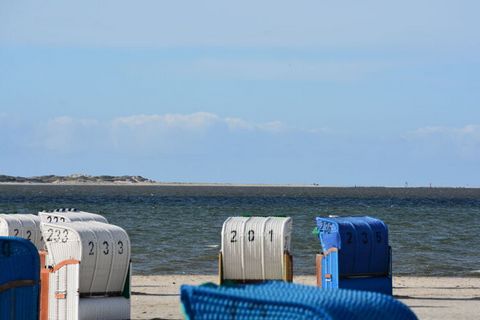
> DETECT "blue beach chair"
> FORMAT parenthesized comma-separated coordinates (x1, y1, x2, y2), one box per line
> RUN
(180, 281, 417, 320)
(0, 237, 40, 320)
(316, 216, 393, 295)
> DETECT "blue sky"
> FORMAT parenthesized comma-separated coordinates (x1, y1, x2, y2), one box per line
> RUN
(1, 1, 479, 186)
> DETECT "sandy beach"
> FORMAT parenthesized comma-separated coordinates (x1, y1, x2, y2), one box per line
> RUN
(131, 275, 480, 320)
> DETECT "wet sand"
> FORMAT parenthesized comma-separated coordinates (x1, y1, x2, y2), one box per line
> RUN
(131, 275, 480, 320)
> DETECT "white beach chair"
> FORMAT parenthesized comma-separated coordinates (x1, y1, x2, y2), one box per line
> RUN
(41, 221, 131, 320)
(220, 216, 293, 283)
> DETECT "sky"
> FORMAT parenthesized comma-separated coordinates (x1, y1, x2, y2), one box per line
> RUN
(1, 1, 480, 186)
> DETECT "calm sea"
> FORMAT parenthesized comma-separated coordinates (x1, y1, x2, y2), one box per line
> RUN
(0, 185, 479, 277)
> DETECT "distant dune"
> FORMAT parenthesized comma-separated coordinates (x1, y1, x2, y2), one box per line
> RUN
(0, 174, 156, 184)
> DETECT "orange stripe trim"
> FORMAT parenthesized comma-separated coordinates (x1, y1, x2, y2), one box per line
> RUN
(50, 259, 80, 273)
(55, 293, 66, 299)
(0, 280, 36, 293)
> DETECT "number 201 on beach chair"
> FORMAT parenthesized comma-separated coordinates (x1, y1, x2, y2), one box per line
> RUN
(219, 217, 293, 284)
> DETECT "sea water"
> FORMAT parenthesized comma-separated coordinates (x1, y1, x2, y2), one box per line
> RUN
(0, 184, 478, 277)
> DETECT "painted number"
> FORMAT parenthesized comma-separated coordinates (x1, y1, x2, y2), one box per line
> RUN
(53, 229, 61, 242)
(62, 230, 69, 243)
(248, 230, 254, 242)
(47, 216, 52, 222)
(319, 221, 332, 233)
(346, 232, 353, 244)
(361, 232, 368, 244)
(13, 228, 19, 236)
(26, 230, 32, 240)
(268, 229, 273, 242)
(103, 241, 109, 255)
(117, 241, 124, 254)
(88, 241, 95, 255)
(230, 230, 237, 243)
(46, 229, 53, 242)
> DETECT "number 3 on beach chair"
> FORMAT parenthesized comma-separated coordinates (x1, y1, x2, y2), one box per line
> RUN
(219, 217, 293, 284)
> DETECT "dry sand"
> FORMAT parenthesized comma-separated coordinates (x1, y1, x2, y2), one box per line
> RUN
(131, 275, 480, 320)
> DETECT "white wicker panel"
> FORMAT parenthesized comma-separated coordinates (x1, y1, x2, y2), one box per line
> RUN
(105, 225, 131, 293)
(48, 262, 81, 320)
(66, 264, 81, 320)
(48, 266, 57, 320)
(85, 222, 114, 294)
(264, 217, 292, 279)
(78, 297, 130, 320)
(221, 216, 292, 281)
(243, 217, 266, 280)
(221, 217, 249, 280)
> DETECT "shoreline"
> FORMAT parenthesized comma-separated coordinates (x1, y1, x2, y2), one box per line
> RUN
(131, 275, 480, 320)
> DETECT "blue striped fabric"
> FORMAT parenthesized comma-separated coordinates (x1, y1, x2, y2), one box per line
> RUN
(181, 281, 417, 320)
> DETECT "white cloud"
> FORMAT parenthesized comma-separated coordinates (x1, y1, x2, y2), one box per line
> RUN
(111, 113, 292, 134)
(224, 117, 290, 133)
(111, 112, 220, 131)
(31, 113, 328, 154)
(224, 117, 255, 131)
(406, 125, 480, 140)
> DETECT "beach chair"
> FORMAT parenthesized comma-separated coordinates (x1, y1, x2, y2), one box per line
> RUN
(0, 237, 40, 320)
(219, 217, 293, 284)
(0, 214, 44, 249)
(180, 281, 417, 320)
(315, 216, 392, 294)
(40, 221, 131, 320)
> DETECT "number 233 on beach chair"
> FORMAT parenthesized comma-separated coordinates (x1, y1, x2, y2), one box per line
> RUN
(40, 221, 131, 320)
